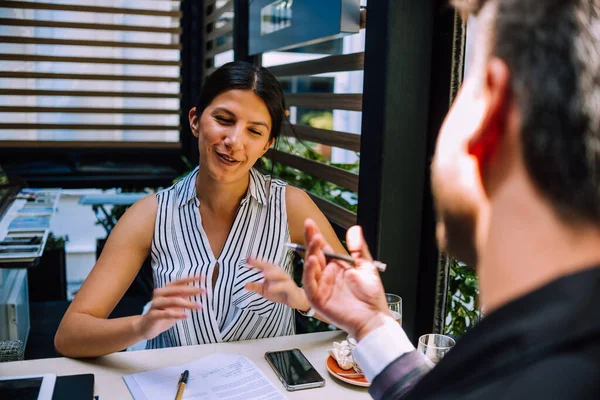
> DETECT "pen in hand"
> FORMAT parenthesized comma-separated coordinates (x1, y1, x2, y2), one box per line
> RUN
(174, 370, 189, 400)
(285, 243, 387, 272)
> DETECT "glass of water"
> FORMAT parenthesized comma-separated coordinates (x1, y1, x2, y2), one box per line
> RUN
(386, 293, 402, 326)
(417, 334, 455, 364)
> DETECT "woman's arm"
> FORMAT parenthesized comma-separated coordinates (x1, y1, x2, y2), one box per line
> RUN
(285, 185, 347, 254)
(54, 195, 201, 358)
(285, 186, 347, 318)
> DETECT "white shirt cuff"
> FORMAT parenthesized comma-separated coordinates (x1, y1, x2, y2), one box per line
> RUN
(352, 316, 415, 382)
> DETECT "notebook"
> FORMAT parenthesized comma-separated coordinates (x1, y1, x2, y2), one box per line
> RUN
(52, 374, 95, 400)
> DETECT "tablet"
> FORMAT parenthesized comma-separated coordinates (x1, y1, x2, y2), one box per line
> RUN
(0, 373, 56, 400)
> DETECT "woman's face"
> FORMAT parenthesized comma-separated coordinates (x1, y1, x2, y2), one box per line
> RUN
(189, 89, 274, 184)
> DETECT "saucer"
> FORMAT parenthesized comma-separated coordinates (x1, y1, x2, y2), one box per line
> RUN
(325, 355, 370, 387)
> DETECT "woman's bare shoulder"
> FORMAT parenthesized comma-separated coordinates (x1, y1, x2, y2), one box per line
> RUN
(110, 194, 158, 242)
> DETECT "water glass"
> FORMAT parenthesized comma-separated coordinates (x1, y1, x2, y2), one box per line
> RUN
(386, 293, 402, 326)
(417, 334, 455, 364)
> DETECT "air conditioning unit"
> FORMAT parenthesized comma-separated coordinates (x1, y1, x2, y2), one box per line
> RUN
(0, 269, 30, 345)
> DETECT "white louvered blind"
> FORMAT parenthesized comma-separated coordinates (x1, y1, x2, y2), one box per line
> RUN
(0, 0, 181, 145)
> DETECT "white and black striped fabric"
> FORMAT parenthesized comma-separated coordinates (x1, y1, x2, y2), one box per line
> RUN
(146, 167, 295, 349)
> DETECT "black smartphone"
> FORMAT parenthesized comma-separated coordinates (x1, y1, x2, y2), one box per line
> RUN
(265, 348, 326, 391)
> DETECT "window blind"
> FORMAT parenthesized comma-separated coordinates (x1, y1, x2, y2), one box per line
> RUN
(0, 0, 182, 145)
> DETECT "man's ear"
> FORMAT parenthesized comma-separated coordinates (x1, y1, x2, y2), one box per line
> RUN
(189, 107, 200, 138)
(467, 57, 511, 171)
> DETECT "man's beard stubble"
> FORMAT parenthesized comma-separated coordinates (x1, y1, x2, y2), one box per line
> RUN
(435, 211, 478, 268)
(432, 174, 479, 268)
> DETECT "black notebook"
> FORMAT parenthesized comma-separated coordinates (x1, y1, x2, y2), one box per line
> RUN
(52, 374, 94, 400)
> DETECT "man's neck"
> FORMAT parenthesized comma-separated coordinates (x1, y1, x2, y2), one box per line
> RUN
(477, 176, 600, 313)
(196, 167, 249, 214)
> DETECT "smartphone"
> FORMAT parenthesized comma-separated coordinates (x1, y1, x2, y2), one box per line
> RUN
(265, 348, 326, 391)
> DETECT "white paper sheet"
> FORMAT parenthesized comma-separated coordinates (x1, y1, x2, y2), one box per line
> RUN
(123, 353, 287, 400)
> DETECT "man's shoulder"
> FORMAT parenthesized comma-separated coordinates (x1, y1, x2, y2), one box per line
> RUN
(406, 345, 600, 400)
(501, 349, 600, 398)
(452, 348, 600, 400)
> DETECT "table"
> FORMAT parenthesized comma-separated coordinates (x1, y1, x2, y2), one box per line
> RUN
(0, 331, 370, 399)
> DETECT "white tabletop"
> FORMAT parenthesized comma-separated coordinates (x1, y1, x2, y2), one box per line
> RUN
(0, 331, 370, 399)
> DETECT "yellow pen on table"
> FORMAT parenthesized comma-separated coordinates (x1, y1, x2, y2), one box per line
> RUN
(285, 243, 387, 272)
(174, 369, 189, 400)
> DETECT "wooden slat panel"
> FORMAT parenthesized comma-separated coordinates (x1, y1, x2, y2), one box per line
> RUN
(205, 39, 233, 60)
(285, 93, 363, 111)
(255, 169, 356, 228)
(0, 71, 180, 83)
(0, 35, 180, 50)
(360, 8, 366, 29)
(266, 149, 358, 192)
(0, 106, 179, 114)
(0, 123, 179, 131)
(284, 124, 360, 152)
(0, 89, 180, 99)
(204, 0, 233, 25)
(307, 191, 356, 228)
(0, 18, 181, 34)
(206, 21, 233, 41)
(0, 54, 180, 66)
(0, 1, 181, 17)
(269, 52, 364, 77)
(0, 140, 181, 149)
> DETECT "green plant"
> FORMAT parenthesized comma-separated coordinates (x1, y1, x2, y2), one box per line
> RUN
(44, 232, 68, 251)
(260, 137, 359, 213)
(299, 110, 333, 130)
(444, 258, 481, 338)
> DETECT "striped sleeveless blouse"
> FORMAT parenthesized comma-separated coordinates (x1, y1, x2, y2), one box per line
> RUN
(146, 167, 295, 349)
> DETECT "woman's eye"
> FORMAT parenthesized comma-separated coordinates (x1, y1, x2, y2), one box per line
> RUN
(215, 116, 232, 124)
(249, 129, 262, 136)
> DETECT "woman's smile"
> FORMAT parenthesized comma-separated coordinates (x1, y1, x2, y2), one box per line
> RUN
(214, 149, 242, 167)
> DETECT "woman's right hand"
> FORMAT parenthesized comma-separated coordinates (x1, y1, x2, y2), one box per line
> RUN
(135, 276, 203, 341)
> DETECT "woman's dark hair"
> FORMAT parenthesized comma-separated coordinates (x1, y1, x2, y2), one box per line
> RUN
(195, 61, 286, 141)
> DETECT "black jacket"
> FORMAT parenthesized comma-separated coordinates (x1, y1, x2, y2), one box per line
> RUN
(371, 267, 600, 399)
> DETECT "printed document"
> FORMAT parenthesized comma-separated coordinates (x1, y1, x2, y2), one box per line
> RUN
(123, 353, 287, 400)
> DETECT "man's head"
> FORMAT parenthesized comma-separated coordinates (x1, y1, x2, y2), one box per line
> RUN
(431, 0, 600, 266)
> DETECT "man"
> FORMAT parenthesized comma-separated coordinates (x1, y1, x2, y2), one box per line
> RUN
(302, 0, 600, 398)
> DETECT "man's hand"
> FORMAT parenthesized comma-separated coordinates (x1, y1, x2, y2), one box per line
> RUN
(302, 218, 392, 341)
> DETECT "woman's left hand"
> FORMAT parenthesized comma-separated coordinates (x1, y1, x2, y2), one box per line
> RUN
(245, 259, 310, 311)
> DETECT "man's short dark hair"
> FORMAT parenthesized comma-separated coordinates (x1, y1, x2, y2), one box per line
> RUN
(454, 0, 600, 225)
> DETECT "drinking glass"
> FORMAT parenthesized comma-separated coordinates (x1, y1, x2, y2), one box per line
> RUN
(386, 293, 402, 326)
(417, 334, 455, 364)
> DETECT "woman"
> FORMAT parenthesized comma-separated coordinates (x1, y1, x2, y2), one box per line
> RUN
(54, 61, 345, 358)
